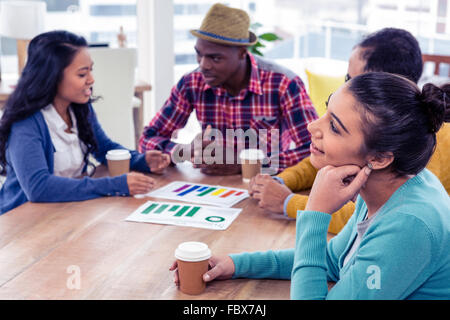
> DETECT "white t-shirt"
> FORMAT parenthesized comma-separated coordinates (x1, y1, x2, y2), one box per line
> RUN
(41, 104, 86, 178)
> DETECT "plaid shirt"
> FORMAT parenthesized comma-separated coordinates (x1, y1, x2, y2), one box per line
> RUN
(139, 53, 318, 171)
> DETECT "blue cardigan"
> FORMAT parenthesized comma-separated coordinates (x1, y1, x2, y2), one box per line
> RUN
(230, 169, 450, 299)
(0, 105, 150, 214)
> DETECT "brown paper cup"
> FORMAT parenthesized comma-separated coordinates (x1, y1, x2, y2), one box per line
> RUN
(177, 259, 210, 295)
(241, 160, 262, 182)
(107, 159, 130, 177)
(175, 242, 212, 295)
(106, 149, 131, 177)
(239, 149, 265, 182)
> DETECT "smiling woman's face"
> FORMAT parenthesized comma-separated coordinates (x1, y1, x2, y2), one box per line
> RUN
(55, 47, 94, 107)
(307, 84, 368, 170)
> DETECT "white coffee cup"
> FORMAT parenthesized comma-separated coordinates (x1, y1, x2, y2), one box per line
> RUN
(239, 149, 265, 183)
(106, 149, 131, 177)
(175, 241, 212, 295)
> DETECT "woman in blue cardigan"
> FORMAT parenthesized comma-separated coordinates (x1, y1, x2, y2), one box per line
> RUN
(0, 31, 170, 214)
(171, 73, 450, 299)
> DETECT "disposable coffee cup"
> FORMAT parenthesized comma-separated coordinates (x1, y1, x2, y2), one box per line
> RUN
(106, 149, 131, 177)
(239, 149, 265, 183)
(175, 241, 211, 295)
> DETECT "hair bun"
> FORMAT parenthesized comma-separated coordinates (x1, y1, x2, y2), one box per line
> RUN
(420, 83, 447, 133)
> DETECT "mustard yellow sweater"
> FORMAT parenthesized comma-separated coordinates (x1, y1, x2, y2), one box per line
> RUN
(277, 123, 450, 234)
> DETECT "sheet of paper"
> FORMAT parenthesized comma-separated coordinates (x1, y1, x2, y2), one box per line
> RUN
(125, 201, 242, 230)
(136, 181, 249, 208)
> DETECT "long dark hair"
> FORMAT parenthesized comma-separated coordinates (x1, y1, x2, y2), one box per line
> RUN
(348, 72, 450, 176)
(0, 30, 98, 174)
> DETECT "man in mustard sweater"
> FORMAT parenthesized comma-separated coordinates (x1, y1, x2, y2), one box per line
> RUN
(249, 28, 450, 234)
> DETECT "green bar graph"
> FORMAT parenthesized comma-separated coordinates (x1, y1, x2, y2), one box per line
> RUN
(169, 205, 180, 212)
(141, 203, 159, 214)
(198, 187, 217, 197)
(140, 203, 203, 218)
(186, 207, 201, 217)
(174, 206, 191, 217)
(154, 204, 169, 214)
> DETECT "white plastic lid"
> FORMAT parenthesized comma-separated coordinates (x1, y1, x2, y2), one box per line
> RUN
(175, 241, 212, 262)
(106, 149, 131, 161)
(239, 149, 265, 161)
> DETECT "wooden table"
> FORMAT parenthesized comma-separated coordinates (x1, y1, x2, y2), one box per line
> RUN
(0, 162, 336, 300)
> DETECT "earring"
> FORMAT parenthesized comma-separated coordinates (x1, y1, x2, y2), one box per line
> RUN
(367, 163, 374, 170)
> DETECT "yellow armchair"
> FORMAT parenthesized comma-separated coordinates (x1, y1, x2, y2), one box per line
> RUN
(305, 68, 345, 117)
(304, 58, 347, 117)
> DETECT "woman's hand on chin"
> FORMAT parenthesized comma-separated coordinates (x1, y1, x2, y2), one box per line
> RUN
(305, 165, 372, 214)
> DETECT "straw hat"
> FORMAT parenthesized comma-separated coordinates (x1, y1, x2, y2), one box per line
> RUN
(190, 3, 258, 47)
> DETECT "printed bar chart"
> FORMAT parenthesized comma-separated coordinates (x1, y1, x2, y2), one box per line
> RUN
(211, 188, 226, 196)
(154, 204, 169, 214)
(142, 203, 158, 214)
(126, 201, 243, 230)
(220, 190, 235, 198)
(169, 205, 180, 212)
(197, 187, 216, 197)
(186, 206, 201, 217)
(140, 181, 249, 208)
(178, 185, 201, 196)
(173, 184, 190, 193)
(174, 206, 191, 217)
(140, 203, 202, 218)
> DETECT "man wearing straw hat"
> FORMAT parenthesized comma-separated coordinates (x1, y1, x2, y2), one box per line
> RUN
(139, 3, 318, 175)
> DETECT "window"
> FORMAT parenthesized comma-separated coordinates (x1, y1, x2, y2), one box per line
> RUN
(90, 4, 136, 16)
(44, 0, 79, 12)
(0, 0, 137, 74)
(172, 0, 450, 81)
(438, 0, 448, 17)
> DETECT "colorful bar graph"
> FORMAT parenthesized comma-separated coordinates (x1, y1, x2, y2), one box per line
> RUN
(145, 181, 248, 208)
(220, 190, 236, 198)
(211, 188, 226, 196)
(185, 207, 201, 217)
(154, 204, 169, 214)
(178, 185, 201, 196)
(174, 206, 191, 217)
(173, 184, 190, 193)
(141, 203, 159, 214)
(197, 187, 217, 197)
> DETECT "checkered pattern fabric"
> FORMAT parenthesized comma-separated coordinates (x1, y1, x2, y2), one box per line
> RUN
(139, 53, 318, 170)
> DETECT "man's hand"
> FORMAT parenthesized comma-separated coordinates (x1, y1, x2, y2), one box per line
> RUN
(249, 174, 293, 213)
(190, 125, 242, 176)
(145, 150, 171, 174)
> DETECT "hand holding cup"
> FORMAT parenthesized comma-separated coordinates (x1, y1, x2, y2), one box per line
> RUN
(171, 242, 212, 295)
(170, 254, 235, 289)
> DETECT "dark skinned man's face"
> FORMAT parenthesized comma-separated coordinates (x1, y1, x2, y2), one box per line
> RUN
(194, 38, 247, 88)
